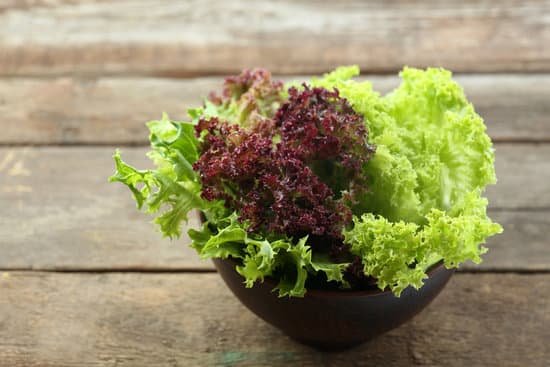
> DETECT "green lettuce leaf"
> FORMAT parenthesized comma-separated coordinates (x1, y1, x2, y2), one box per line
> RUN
(109, 113, 225, 238)
(188, 100, 240, 126)
(271, 237, 311, 297)
(310, 253, 350, 284)
(314, 66, 502, 295)
(344, 190, 501, 296)
(189, 213, 349, 297)
(311, 66, 497, 223)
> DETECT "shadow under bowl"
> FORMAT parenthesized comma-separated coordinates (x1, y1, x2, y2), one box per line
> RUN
(213, 258, 454, 350)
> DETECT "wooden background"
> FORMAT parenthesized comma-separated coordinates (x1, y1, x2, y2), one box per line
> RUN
(0, 1, 549, 366)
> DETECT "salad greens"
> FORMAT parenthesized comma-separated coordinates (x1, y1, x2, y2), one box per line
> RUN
(312, 66, 501, 294)
(110, 66, 502, 297)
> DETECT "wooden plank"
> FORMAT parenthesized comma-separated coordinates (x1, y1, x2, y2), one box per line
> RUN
(0, 147, 204, 271)
(471, 210, 550, 272)
(0, 146, 548, 271)
(1, 74, 550, 144)
(487, 143, 550, 210)
(0, 272, 547, 366)
(1, 1, 550, 76)
(0, 77, 217, 145)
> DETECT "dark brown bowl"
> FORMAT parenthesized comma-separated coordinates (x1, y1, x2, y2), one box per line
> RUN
(213, 258, 454, 349)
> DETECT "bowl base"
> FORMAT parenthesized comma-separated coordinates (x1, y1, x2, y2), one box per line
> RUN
(290, 336, 368, 351)
(213, 257, 454, 349)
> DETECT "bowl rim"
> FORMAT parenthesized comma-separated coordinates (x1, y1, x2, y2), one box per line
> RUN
(216, 257, 449, 298)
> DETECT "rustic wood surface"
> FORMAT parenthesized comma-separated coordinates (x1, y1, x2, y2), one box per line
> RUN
(0, 147, 202, 271)
(0, 146, 548, 271)
(1, 75, 550, 144)
(0, 272, 548, 367)
(1, 1, 548, 365)
(1, 1, 550, 76)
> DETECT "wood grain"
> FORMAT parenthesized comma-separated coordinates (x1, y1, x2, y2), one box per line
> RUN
(1, 1, 550, 76)
(1, 74, 550, 145)
(470, 210, 550, 272)
(487, 143, 550, 210)
(0, 146, 203, 271)
(0, 272, 548, 366)
(0, 146, 547, 271)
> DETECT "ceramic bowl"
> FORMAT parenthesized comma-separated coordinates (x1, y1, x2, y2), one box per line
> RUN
(213, 257, 454, 349)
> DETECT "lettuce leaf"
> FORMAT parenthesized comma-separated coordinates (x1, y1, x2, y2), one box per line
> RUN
(313, 66, 497, 223)
(189, 213, 349, 297)
(314, 66, 502, 295)
(344, 190, 501, 296)
(109, 113, 226, 238)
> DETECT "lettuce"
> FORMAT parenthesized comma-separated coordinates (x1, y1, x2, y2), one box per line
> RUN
(344, 191, 501, 296)
(189, 212, 349, 297)
(111, 90, 350, 298)
(109, 114, 226, 238)
(313, 66, 497, 223)
(315, 67, 502, 295)
(111, 66, 502, 297)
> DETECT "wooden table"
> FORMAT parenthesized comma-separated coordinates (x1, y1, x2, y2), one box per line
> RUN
(1, 1, 549, 366)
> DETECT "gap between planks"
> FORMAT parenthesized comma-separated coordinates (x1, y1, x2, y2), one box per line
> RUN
(2, 268, 549, 274)
(2, 140, 550, 148)
(4, 70, 550, 80)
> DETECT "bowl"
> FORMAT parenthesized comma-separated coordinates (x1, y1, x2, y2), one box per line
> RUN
(213, 257, 454, 349)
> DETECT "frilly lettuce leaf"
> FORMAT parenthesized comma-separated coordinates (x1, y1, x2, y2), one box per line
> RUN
(189, 213, 349, 297)
(312, 66, 497, 224)
(381, 67, 496, 218)
(188, 100, 240, 125)
(109, 113, 226, 238)
(344, 190, 502, 296)
(316, 66, 502, 295)
(310, 253, 350, 284)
